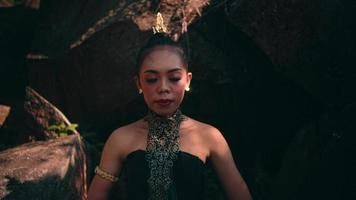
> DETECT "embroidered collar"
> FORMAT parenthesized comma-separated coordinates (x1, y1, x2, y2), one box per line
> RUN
(144, 109, 186, 200)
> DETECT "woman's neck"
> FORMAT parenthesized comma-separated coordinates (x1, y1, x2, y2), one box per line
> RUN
(146, 109, 181, 120)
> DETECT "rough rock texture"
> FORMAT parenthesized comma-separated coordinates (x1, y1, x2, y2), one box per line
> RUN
(0, 134, 87, 200)
(0, 0, 41, 9)
(227, 0, 356, 107)
(27, 0, 210, 56)
(0, 105, 11, 127)
(23, 87, 78, 141)
(71, 0, 210, 48)
(227, 0, 323, 66)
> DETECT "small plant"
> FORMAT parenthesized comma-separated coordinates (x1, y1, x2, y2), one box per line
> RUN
(48, 123, 78, 137)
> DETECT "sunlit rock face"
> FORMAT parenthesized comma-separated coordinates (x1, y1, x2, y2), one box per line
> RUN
(70, 0, 210, 48)
(0, 105, 11, 127)
(0, 135, 87, 200)
(23, 87, 76, 141)
(125, 0, 210, 40)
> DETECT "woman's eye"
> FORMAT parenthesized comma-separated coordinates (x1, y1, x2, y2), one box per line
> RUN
(145, 78, 157, 83)
(169, 77, 181, 82)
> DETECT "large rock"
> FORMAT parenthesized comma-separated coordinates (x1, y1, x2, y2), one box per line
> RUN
(23, 87, 78, 141)
(0, 104, 13, 150)
(0, 134, 87, 200)
(0, 105, 11, 127)
(28, 0, 209, 56)
(227, 0, 356, 107)
(0, 0, 40, 9)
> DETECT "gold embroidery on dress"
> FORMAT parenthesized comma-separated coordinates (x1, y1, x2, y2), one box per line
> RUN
(144, 109, 185, 200)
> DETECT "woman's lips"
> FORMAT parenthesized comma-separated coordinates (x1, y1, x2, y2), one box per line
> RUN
(155, 99, 173, 107)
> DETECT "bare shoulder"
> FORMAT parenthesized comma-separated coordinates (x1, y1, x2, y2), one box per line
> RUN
(109, 121, 139, 142)
(184, 117, 226, 150)
(186, 117, 223, 138)
(104, 119, 146, 159)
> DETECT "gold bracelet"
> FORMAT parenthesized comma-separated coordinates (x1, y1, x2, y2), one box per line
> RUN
(94, 166, 119, 182)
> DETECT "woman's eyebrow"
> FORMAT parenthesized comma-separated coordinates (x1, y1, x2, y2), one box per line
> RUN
(143, 69, 159, 74)
(143, 68, 183, 74)
(167, 68, 183, 73)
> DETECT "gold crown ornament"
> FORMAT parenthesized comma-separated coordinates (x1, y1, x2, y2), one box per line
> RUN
(152, 12, 168, 34)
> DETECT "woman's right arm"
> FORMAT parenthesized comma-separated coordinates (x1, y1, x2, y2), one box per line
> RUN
(88, 131, 125, 200)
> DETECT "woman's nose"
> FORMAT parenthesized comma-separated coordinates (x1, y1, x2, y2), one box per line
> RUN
(158, 79, 170, 93)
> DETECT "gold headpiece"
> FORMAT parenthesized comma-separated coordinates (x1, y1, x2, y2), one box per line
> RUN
(152, 12, 168, 34)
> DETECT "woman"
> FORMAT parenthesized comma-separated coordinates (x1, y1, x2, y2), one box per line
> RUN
(88, 30, 252, 200)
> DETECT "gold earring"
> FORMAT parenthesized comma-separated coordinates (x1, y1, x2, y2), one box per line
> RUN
(185, 87, 190, 92)
(139, 89, 143, 94)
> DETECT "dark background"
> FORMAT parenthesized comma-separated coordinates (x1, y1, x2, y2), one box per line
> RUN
(1, 0, 355, 199)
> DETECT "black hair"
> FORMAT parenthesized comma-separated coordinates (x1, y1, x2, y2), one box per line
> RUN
(135, 33, 189, 75)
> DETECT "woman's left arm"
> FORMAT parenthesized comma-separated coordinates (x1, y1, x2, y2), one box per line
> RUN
(208, 128, 253, 200)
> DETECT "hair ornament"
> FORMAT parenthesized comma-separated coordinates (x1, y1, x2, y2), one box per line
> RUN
(152, 12, 168, 34)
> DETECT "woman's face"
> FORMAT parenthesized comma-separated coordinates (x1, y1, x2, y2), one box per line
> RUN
(136, 45, 192, 117)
